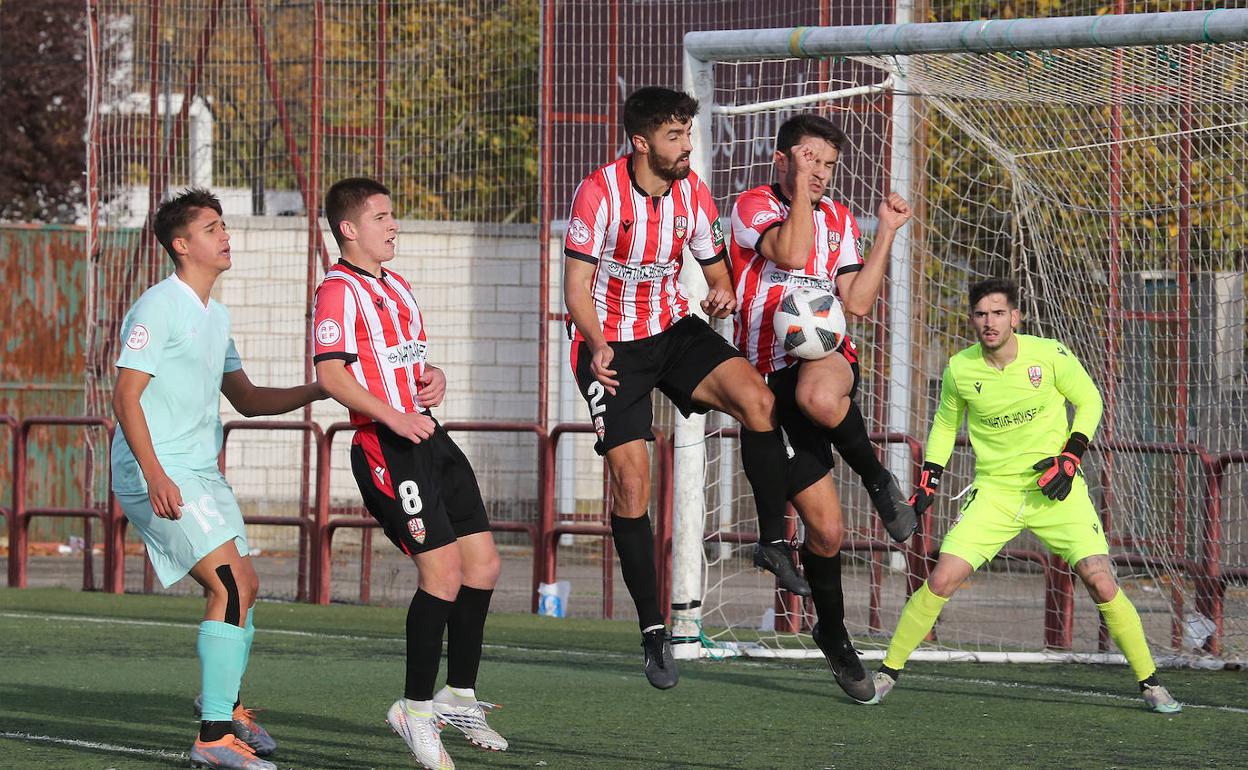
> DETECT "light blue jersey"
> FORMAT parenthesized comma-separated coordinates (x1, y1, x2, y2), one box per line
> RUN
(111, 274, 248, 586)
(111, 274, 242, 494)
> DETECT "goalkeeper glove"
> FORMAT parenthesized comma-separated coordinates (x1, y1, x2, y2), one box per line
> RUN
(1032, 432, 1090, 501)
(909, 462, 944, 516)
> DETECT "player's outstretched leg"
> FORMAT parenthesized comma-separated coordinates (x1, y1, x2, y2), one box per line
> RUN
(825, 401, 914, 542)
(864, 580, 952, 705)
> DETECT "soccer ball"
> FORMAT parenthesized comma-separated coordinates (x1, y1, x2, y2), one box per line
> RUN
(772, 287, 846, 360)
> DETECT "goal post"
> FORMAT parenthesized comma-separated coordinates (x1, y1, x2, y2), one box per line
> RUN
(675, 8, 1248, 664)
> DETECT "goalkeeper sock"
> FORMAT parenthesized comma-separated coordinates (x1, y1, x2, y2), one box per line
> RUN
(739, 428, 791, 543)
(1097, 589, 1157, 681)
(825, 401, 886, 485)
(882, 582, 949, 671)
(611, 514, 664, 631)
(800, 548, 845, 631)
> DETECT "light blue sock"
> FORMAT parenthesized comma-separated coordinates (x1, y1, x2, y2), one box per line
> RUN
(198, 621, 247, 721)
(240, 606, 255, 678)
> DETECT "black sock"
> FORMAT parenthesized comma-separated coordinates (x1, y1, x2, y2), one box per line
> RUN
(611, 514, 664, 631)
(880, 664, 901, 680)
(405, 589, 454, 701)
(1140, 673, 1161, 690)
(739, 428, 791, 543)
(445, 586, 494, 690)
(801, 548, 845, 633)
(199, 720, 232, 742)
(825, 401, 886, 484)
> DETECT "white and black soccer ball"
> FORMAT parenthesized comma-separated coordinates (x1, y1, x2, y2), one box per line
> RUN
(772, 287, 846, 360)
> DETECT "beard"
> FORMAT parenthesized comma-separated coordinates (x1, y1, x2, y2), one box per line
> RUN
(649, 151, 692, 182)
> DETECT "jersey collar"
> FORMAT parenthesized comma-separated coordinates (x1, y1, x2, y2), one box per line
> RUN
(336, 257, 387, 280)
(168, 273, 210, 311)
(626, 154, 673, 200)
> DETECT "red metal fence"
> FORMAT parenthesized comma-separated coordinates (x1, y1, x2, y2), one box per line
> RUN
(2, 412, 1241, 654)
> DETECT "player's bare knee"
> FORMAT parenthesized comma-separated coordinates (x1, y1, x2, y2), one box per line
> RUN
(736, 383, 775, 431)
(804, 522, 844, 556)
(463, 548, 501, 589)
(1081, 572, 1119, 604)
(611, 474, 651, 518)
(798, 387, 848, 430)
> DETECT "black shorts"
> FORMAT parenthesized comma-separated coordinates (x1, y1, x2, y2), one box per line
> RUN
(350, 421, 491, 555)
(768, 355, 861, 497)
(573, 315, 743, 455)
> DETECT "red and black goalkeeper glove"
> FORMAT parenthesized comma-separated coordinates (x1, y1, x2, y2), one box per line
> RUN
(1032, 432, 1090, 501)
(909, 462, 944, 516)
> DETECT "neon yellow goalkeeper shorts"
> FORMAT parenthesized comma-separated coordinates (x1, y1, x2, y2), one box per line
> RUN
(939, 473, 1110, 570)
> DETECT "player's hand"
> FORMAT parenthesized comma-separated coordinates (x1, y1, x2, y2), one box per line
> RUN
(385, 409, 436, 444)
(789, 142, 819, 178)
(415, 366, 447, 408)
(700, 287, 737, 319)
(146, 470, 184, 520)
(908, 462, 943, 516)
(590, 342, 620, 395)
(877, 193, 912, 232)
(1033, 453, 1080, 500)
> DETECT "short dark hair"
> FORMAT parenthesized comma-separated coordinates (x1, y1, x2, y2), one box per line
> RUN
(153, 187, 223, 261)
(325, 177, 391, 246)
(969, 277, 1019, 308)
(622, 87, 699, 141)
(775, 114, 847, 156)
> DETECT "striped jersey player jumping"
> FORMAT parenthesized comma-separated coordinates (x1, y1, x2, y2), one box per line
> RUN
(564, 86, 804, 690)
(729, 113, 915, 703)
(313, 178, 507, 770)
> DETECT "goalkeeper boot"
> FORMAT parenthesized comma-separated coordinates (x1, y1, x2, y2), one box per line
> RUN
(193, 696, 277, 757)
(753, 540, 812, 596)
(387, 699, 455, 770)
(1142, 684, 1181, 714)
(641, 627, 679, 690)
(864, 670, 897, 705)
(189, 735, 276, 770)
(867, 472, 917, 543)
(811, 623, 875, 703)
(433, 686, 509, 751)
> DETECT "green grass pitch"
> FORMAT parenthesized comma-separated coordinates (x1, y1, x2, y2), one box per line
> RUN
(1, 588, 1243, 769)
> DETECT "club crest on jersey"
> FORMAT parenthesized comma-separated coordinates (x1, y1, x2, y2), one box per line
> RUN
(1028, 366, 1043, 388)
(827, 230, 842, 250)
(407, 517, 426, 544)
(673, 215, 688, 240)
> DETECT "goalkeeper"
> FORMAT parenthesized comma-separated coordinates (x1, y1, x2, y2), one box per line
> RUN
(867, 277, 1180, 713)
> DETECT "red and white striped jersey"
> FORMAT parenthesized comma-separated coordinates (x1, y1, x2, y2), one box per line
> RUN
(564, 155, 726, 342)
(730, 184, 864, 375)
(312, 259, 429, 427)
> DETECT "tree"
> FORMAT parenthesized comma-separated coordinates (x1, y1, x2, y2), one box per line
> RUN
(0, 0, 88, 223)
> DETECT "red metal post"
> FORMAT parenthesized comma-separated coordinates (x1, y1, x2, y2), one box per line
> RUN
(375, 0, 387, 178)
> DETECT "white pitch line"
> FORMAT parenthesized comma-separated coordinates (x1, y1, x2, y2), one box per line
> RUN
(4, 611, 1244, 714)
(0, 610, 617, 659)
(0, 731, 186, 760)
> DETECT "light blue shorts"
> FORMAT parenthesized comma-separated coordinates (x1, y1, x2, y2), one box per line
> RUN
(117, 472, 249, 588)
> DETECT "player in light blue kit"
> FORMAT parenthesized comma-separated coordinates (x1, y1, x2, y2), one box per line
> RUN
(111, 188, 326, 769)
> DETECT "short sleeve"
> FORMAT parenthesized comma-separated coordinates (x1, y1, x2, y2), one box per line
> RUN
(731, 187, 784, 253)
(115, 295, 174, 377)
(312, 278, 359, 364)
(564, 177, 609, 264)
(224, 338, 242, 373)
(687, 176, 725, 265)
(831, 206, 864, 278)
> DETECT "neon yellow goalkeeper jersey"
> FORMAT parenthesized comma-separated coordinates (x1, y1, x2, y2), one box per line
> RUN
(925, 334, 1102, 489)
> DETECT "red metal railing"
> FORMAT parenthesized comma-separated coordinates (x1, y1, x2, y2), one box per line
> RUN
(219, 420, 324, 603)
(8, 416, 122, 593)
(540, 423, 674, 621)
(314, 421, 545, 606)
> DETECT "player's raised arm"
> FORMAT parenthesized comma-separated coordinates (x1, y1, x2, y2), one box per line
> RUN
(835, 193, 911, 317)
(755, 142, 821, 270)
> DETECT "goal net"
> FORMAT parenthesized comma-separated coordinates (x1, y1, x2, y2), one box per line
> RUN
(677, 11, 1248, 664)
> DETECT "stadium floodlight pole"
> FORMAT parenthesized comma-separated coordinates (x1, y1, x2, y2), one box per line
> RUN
(683, 8, 1248, 61)
(668, 49, 718, 661)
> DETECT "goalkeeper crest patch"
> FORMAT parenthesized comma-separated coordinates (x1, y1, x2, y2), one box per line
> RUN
(1028, 366, 1043, 388)
(407, 517, 427, 544)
